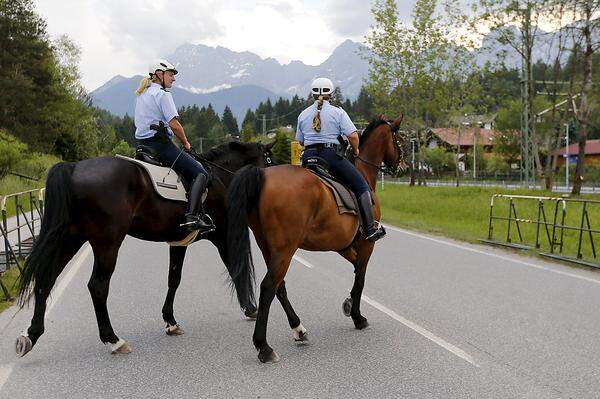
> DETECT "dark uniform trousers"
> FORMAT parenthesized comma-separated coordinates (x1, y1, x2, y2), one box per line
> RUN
(137, 135, 208, 183)
(302, 147, 370, 197)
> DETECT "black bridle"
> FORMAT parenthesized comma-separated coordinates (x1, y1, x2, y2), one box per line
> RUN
(189, 146, 275, 176)
(355, 119, 406, 175)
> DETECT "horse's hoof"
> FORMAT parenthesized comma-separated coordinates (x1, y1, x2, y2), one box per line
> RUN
(342, 297, 353, 317)
(354, 316, 369, 330)
(15, 335, 33, 357)
(292, 324, 309, 344)
(111, 339, 132, 354)
(258, 349, 280, 364)
(166, 323, 184, 336)
(244, 307, 258, 320)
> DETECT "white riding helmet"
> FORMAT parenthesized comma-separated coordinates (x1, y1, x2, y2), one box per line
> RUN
(311, 77, 334, 97)
(149, 59, 178, 76)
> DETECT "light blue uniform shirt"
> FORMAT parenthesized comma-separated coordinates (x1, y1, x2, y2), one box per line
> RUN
(134, 83, 179, 139)
(295, 100, 357, 146)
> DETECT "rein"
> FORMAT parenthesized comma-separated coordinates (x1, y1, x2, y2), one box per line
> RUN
(189, 147, 274, 176)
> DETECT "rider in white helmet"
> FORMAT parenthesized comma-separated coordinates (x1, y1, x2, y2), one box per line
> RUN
(296, 77, 386, 242)
(133, 59, 215, 234)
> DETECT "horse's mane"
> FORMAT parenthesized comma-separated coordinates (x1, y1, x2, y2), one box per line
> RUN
(360, 118, 388, 147)
(200, 145, 228, 162)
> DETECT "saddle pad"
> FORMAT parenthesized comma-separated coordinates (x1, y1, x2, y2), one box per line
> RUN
(116, 155, 187, 202)
(311, 172, 358, 216)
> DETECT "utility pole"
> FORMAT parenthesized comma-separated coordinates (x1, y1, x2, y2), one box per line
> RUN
(260, 114, 266, 135)
(455, 124, 462, 187)
(520, 2, 537, 186)
(565, 123, 569, 190)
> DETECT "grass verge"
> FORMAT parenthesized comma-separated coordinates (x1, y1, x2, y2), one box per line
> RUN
(0, 266, 21, 313)
(377, 184, 600, 265)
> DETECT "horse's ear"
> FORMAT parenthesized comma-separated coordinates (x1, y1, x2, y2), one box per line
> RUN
(391, 114, 404, 129)
(228, 141, 247, 152)
(379, 114, 387, 121)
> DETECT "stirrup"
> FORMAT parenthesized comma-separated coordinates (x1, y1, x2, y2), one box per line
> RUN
(365, 222, 386, 242)
(180, 214, 215, 233)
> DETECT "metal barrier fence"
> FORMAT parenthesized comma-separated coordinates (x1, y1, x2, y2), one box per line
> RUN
(0, 188, 45, 300)
(481, 194, 599, 268)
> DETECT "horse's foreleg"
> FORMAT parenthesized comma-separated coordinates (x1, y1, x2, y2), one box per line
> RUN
(162, 245, 187, 335)
(276, 280, 307, 343)
(88, 239, 130, 354)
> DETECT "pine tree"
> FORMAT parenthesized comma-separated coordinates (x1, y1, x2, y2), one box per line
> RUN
(221, 105, 239, 136)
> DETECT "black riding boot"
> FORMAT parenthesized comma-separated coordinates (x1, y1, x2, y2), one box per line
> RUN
(181, 174, 216, 234)
(358, 191, 386, 242)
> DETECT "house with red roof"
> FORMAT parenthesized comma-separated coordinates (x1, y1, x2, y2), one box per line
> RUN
(556, 139, 600, 166)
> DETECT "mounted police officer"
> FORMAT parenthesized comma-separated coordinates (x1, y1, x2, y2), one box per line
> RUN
(296, 77, 386, 242)
(134, 59, 215, 234)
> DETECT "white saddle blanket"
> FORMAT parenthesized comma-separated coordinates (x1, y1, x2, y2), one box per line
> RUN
(116, 155, 187, 202)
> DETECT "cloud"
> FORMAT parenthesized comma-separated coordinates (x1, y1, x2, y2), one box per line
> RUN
(98, 0, 225, 60)
(324, 0, 374, 38)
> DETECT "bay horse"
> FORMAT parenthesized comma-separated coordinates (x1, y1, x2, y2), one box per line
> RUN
(15, 141, 273, 357)
(226, 117, 405, 363)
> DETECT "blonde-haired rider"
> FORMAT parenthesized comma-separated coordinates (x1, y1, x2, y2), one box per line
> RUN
(134, 59, 215, 234)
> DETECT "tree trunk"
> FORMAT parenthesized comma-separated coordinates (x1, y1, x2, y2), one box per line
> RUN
(572, 3, 594, 195)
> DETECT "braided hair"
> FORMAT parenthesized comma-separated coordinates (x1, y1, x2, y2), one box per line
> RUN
(312, 95, 331, 132)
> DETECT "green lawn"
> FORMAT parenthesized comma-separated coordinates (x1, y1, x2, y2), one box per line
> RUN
(378, 184, 600, 265)
(0, 267, 21, 313)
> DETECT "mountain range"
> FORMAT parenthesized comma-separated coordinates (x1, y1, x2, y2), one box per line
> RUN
(91, 40, 370, 122)
(92, 24, 589, 122)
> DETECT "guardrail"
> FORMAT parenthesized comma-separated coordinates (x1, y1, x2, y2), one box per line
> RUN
(0, 188, 45, 300)
(481, 194, 599, 268)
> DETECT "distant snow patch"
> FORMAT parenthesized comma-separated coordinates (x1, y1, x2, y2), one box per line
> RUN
(177, 84, 232, 94)
(232, 69, 248, 79)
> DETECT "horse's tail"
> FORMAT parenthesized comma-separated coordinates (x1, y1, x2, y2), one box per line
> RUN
(226, 165, 265, 311)
(18, 162, 76, 305)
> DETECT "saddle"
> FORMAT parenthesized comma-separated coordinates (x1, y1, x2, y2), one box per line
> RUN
(116, 147, 190, 202)
(302, 156, 359, 217)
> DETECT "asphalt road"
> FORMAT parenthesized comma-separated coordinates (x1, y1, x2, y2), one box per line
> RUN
(1, 226, 600, 398)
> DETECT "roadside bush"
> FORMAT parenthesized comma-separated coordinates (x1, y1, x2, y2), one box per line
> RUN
(422, 147, 455, 176)
(0, 130, 28, 180)
(111, 140, 135, 157)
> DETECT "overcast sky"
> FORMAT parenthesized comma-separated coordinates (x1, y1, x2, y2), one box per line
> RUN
(33, 0, 436, 91)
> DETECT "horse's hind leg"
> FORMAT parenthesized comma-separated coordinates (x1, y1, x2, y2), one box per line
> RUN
(162, 246, 187, 336)
(16, 237, 86, 357)
(88, 238, 130, 354)
(276, 281, 307, 343)
(254, 251, 294, 363)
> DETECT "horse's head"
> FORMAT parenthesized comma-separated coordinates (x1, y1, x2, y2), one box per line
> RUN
(225, 141, 275, 169)
(382, 115, 408, 175)
(359, 115, 407, 175)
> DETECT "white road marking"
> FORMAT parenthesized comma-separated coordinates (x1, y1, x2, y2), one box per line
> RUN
(359, 293, 478, 366)
(0, 365, 12, 392)
(46, 245, 92, 313)
(293, 256, 478, 367)
(293, 255, 314, 268)
(0, 244, 91, 393)
(384, 225, 600, 286)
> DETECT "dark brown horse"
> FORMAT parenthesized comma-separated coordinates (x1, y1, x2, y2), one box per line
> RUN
(16, 141, 273, 357)
(226, 117, 405, 363)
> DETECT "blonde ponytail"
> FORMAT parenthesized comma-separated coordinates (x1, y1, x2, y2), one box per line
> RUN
(135, 76, 152, 96)
(136, 75, 163, 96)
(312, 95, 326, 132)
